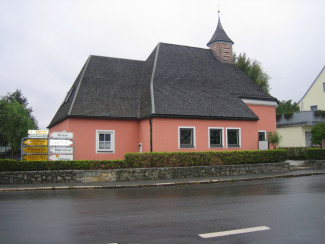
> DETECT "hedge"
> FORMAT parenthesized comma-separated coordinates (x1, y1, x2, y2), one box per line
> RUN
(306, 148, 325, 160)
(0, 150, 288, 172)
(124, 150, 287, 168)
(0, 160, 125, 172)
(279, 147, 307, 160)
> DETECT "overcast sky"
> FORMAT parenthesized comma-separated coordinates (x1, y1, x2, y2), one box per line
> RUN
(1, 0, 324, 129)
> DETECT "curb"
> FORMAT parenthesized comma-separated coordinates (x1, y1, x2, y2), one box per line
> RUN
(1, 171, 325, 192)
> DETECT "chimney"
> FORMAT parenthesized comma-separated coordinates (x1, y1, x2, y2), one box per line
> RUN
(207, 13, 234, 63)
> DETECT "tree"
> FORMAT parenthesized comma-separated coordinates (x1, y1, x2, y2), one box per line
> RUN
(267, 131, 282, 149)
(2, 89, 38, 127)
(0, 91, 38, 158)
(233, 53, 271, 94)
(311, 123, 325, 145)
(276, 100, 300, 114)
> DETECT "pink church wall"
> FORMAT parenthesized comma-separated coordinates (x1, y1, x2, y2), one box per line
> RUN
(247, 104, 276, 133)
(49, 105, 276, 160)
(49, 118, 140, 160)
(139, 119, 151, 153)
(151, 117, 259, 152)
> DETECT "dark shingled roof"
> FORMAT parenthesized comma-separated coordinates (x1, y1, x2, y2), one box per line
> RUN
(207, 17, 234, 46)
(48, 43, 277, 128)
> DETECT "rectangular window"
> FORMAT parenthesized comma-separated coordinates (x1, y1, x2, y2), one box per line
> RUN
(258, 131, 266, 141)
(179, 127, 195, 148)
(227, 128, 241, 148)
(311, 105, 318, 111)
(96, 130, 115, 153)
(209, 127, 224, 148)
(323, 83, 325, 92)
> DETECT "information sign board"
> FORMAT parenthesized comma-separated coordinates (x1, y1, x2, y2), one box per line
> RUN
(49, 154, 74, 161)
(24, 139, 48, 146)
(49, 147, 73, 154)
(23, 147, 48, 154)
(50, 132, 74, 139)
(23, 154, 48, 161)
(49, 140, 73, 146)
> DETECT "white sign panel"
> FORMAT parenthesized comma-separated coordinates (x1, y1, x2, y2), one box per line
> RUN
(49, 139, 73, 146)
(50, 132, 74, 139)
(49, 147, 74, 154)
(28, 134, 48, 139)
(49, 154, 74, 161)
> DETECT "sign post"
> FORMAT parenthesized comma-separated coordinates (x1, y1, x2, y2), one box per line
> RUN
(21, 130, 49, 161)
(48, 132, 74, 161)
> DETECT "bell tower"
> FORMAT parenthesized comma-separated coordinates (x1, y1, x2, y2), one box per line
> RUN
(207, 11, 234, 63)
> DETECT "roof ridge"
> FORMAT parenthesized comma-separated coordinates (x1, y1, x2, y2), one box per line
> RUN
(68, 56, 91, 115)
(150, 43, 161, 114)
(298, 65, 325, 104)
(89, 54, 145, 62)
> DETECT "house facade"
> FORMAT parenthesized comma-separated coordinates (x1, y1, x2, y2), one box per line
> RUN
(277, 111, 325, 147)
(299, 65, 325, 111)
(48, 16, 278, 160)
(277, 66, 325, 147)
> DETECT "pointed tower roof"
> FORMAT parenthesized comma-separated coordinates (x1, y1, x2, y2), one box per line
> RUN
(207, 14, 234, 46)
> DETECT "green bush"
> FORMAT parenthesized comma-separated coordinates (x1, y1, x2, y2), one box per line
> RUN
(279, 147, 307, 160)
(0, 150, 288, 172)
(125, 150, 287, 168)
(306, 148, 325, 160)
(0, 160, 125, 172)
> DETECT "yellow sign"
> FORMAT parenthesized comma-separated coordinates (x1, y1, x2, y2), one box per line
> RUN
(28, 130, 49, 135)
(23, 147, 48, 154)
(24, 139, 48, 146)
(23, 154, 48, 161)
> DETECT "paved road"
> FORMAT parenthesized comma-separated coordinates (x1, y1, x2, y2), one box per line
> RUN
(0, 175, 325, 243)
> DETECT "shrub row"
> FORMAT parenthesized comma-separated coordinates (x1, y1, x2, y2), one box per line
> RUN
(279, 147, 308, 160)
(0, 160, 125, 172)
(124, 150, 288, 168)
(0, 150, 288, 172)
(306, 148, 325, 160)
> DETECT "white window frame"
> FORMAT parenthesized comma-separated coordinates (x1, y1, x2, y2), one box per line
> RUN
(178, 126, 196, 149)
(208, 127, 224, 148)
(226, 127, 241, 148)
(96, 130, 115, 153)
(258, 130, 267, 141)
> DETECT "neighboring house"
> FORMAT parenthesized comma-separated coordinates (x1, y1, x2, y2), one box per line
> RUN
(277, 111, 325, 147)
(48, 15, 278, 160)
(299, 65, 325, 111)
(277, 66, 325, 147)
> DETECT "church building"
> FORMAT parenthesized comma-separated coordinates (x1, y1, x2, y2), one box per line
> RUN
(48, 14, 278, 160)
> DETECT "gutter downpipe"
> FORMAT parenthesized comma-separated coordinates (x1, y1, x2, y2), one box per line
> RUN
(149, 117, 153, 152)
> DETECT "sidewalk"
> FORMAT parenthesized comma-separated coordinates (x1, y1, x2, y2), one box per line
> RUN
(1, 162, 325, 192)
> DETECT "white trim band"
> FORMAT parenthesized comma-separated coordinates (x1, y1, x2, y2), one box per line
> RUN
(242, 99, 277, 107)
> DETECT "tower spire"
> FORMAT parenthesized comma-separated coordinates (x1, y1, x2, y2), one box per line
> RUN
(207, 10, 234, 63)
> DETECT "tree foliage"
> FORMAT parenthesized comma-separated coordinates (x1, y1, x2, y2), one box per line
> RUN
(276, 100, 300, 114)
(233, 53, 271, 94)
(0, 90, 38, 158)
(311, 123, 325, 145)
(267, 131, 282, 149)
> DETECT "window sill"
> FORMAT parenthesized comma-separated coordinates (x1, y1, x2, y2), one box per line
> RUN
(96, 151, 114, 153)
(179, 146, 195, 149)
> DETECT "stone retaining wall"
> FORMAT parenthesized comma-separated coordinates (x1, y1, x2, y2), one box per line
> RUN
(305, 160, 325, 169)
(0, 162, 290, 184)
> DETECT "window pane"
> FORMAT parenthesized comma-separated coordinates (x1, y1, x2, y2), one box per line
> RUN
(210, 129, 222, 146)
(98, 132, 112, 151)
(105, 134, 111, 141)
(258, 132, 265, 141)
(99, 134, 105, 141)
(228, 129, 239, 147)
(180, 128, 193, 147)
